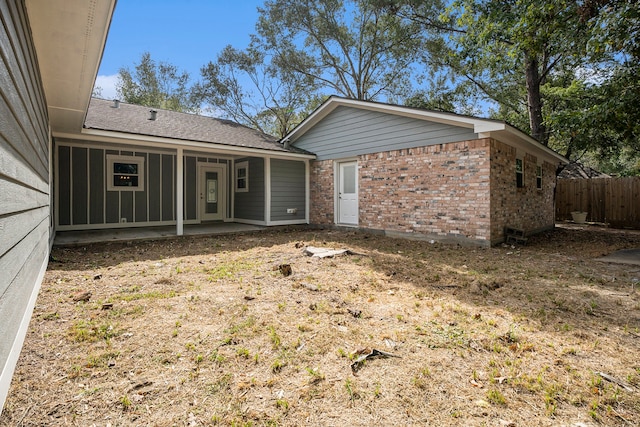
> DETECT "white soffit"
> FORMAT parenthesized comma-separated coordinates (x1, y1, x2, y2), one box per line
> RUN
(25, 0, 116, 133)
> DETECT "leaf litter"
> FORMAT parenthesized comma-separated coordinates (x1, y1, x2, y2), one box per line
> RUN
(1, 224, 640, 426)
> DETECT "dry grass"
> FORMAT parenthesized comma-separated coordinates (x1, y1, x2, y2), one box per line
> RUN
(2, 225, 640, 426)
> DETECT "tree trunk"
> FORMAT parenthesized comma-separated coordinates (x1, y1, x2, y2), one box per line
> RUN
(525, 55, 547, 145)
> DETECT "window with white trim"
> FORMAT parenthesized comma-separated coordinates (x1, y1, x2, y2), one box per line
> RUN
(235, 161, 249, 192)
(106, 155, 145, 191)
(536, 165, 543, 190)
(516, 158, 524, 188)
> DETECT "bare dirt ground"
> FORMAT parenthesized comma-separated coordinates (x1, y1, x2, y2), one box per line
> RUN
(2, 224, 640, 426)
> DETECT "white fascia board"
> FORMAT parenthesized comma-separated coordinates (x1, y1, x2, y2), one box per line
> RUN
(55, 130, 315, 160)
(490, 126, 569, 165)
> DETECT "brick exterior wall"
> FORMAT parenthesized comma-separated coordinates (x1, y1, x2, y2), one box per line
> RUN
(489, 139, 556, 242)
(309, 159, 335, 224)
(358, 139, 492, 244)
(308, 138, 557, 246)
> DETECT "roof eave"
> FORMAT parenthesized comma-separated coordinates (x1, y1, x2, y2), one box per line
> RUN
(284, 96, 508, 143)
(485, 125, 569, 165)
(26, 0, 117, 134)
(55, 129, 316, 159)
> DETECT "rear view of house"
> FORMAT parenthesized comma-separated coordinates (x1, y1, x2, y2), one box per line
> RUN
(285, 97, 568, 246)
(55, 98, 312, 233)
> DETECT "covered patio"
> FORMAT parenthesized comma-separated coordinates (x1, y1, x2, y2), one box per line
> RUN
(53, 222, 265, 247)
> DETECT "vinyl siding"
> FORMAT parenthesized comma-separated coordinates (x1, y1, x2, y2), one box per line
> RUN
(270, 159, 306, 221)
(234, 157, 265, 221)
(294, 106, 478, 160)
(0, 0, 51, 408)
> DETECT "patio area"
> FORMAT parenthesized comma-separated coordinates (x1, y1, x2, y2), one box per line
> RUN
(53, 222, 265, 247)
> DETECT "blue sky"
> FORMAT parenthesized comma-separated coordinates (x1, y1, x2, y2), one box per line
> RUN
(95, 0, 265, 99)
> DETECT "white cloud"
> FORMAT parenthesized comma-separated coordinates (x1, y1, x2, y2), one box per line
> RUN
(93, 74, 120, 100)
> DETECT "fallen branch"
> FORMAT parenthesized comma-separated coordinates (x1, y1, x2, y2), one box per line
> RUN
(351, 348, 401, 374)
(597, 372, 635, 392)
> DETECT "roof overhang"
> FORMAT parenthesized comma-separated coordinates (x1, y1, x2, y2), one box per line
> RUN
(284, 96, 568, 166)
(26, 0, 116, 133)
(283, 96, 509, 143)
(56, 129, 316, 160)
(483, 126, 569, 165)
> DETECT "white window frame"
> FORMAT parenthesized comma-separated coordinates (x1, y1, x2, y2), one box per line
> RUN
(536, 164, 543, 190)
(516, 158, 524, 188)
(235, 161, 249, 193)
(106, 154, 145, 191)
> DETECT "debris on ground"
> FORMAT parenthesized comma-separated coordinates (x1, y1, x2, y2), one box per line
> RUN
(597, 371, 635, 392)
(276, 264, 292, 276)
(303, 246, 365, 258)
(350, 348, 401, 374)
(300, 282, 319, 291)
(71, 290, 91, 302)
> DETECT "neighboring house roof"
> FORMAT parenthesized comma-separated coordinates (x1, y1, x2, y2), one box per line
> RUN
(83, 98, 312, 156)
(284, 96, 568, 165)
(558, 162, 611, 179)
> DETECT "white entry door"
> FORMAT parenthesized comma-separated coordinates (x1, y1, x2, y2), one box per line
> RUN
(199, 165, 226, 221)
(338, 161, 358, 225)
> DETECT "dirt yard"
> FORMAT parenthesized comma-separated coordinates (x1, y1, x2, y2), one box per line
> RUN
(1, 224, 640, 426)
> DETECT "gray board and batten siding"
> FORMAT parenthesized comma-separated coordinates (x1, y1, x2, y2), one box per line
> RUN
(234, 157, 265, 222)
(0, 0, 52, 407)
(56, 140, 236, 229)
(57, 143, 176, 228)
(293, 106, 478, 160)
(270, 159, 306, 222)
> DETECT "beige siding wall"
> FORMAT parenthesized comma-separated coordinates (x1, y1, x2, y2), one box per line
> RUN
(0, 0, 51, 408)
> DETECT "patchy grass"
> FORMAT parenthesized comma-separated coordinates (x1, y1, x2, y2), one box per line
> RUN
(1, 225, 640, 426)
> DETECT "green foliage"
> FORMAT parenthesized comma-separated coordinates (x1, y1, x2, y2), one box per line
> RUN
(117, 52, 200, 113)
(195, 44, 316, 137)
(383, 0, 639, 174)
(256, 0, 425, 101)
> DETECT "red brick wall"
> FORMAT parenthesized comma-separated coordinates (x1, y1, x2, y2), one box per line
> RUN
(308, 138, 557, 245)
(357, 138, 492, 244)
(309, 159, 335, 224)
(489, 139, 556, 242)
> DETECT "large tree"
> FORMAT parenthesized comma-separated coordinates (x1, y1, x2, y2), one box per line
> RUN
(117, 52, 200, 113)
(195, 44, 318, 138)
(382, 0, 591, 146)
(255, 0, 429, 101)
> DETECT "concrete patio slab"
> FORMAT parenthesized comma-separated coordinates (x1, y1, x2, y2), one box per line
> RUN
(54, 223, 265, 247)
(595, 248, 640, 266)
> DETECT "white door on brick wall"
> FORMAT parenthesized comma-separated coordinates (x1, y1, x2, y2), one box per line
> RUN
(338, 161, 358, 225)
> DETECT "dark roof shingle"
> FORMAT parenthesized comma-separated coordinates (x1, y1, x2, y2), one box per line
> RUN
(84, 98, 308, 154)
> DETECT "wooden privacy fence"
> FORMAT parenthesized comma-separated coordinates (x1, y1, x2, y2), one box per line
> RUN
(556, 177, 640, 229)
